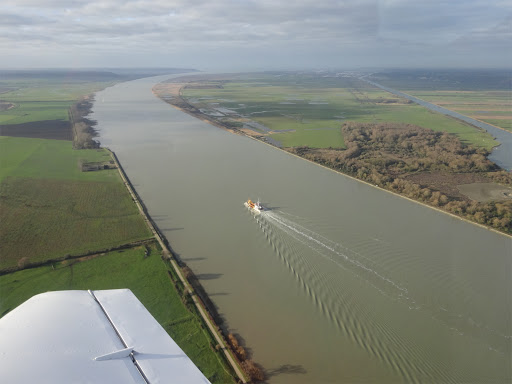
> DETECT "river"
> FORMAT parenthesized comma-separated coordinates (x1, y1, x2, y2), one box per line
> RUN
(91, 75, 511, 384)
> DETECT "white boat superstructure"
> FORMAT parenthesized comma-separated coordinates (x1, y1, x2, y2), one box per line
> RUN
(244, 199, 264, 213)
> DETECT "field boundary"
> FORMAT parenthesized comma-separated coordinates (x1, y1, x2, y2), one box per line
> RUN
(0, 239, 155, 276)
(107, 149, 249, 383)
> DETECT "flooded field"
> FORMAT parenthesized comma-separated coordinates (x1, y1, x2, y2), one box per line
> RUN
(91, 75, 511, 384)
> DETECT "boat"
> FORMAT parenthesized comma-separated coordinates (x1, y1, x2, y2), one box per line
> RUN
(244, 199, 264, 213)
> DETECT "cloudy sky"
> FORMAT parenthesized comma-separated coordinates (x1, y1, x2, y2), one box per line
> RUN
(2, 0, 511, 70)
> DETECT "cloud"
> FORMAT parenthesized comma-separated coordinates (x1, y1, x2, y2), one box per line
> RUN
(377, 0, 512, 43)
(449, 14, 512, 63)
(0, 12, 50, 26)
(1, 0, 510, 69)
(3, 1, 378, 44)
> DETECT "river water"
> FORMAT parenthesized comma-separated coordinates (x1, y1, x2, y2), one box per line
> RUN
(91, 75, 511, 384)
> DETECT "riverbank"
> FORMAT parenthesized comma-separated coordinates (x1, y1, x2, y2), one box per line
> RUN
(154, 82, 511, 238)
(108, 148, 251, 383)
(69, 94, 101, 149)
(243, 122, 512, 239)
(151, 86, 240, 135)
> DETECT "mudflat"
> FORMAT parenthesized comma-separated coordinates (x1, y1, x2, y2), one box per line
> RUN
(458, 182, 512, 202)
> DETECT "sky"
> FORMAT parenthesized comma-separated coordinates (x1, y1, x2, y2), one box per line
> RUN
(1, 0, 511, 71)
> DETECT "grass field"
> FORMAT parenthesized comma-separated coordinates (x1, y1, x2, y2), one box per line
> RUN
(0, 137, 152, 270)
(0, 72, 237, 383)
(0, 101, 74, 125)
(180, 73, 497, 150)
(367, 69, 512, 91)
(0, 136, 115, 182)
(0, 81, 114, 125)
(0, 244, 235, 383)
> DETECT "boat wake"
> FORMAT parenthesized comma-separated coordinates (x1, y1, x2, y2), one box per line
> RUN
(262, 210, 409, 300)
(252, 210, 447, 382)
(247, 208, 511, 382)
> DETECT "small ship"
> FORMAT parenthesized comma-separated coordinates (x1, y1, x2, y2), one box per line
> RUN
(244, 199, 264, 214)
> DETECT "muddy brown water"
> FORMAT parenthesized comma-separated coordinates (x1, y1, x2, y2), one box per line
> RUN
(91, 75, 511, 384)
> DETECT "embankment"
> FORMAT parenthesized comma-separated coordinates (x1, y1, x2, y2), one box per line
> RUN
(69, 96, 100, 149)
(108, 149, 251, 383)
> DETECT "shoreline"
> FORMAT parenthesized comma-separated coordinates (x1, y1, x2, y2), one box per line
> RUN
(91, 77, 256, 382)
(107, 148, 249, 383)
(69, 94, 100, 149)
(154, 86, 512, 240)
(70, 82, 120, 149)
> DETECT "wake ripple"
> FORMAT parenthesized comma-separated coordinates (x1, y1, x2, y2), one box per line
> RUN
(264, 211, 409, 300)
(248, 209, 509, 383)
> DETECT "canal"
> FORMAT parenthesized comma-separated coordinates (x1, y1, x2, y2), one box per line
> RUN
(362, 78, 512, 171)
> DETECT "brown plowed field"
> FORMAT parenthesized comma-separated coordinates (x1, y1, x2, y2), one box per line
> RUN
(404, 172, 490, 200)
(0, 120, 71, 140)
(0, 102, 15, 111)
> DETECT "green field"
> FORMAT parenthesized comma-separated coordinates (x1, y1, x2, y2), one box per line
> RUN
(0, 244, 235, 383)
(367, 69, 512, 91)
(0, 71, 237, 383)
(483, 119, 512, 132)
(0, 101, 74, 125)
(0, 136, 116, 182)
(0, 137, 152, 270)
(0, 77, 115, 125)
(405, 90, 512, 133)
(181, 73, 497, 150)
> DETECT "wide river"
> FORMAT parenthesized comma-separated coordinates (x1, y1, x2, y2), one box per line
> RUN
(92, 75, 511, 384)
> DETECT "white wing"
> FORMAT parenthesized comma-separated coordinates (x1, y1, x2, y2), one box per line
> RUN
(0, 289, 211, 384)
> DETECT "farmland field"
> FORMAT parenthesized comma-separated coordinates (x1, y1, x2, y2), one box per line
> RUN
(366, 70, 512, 133)
(0, 244, 235, 383)
(0, 82, 115, 126)
(0, 137, 152, 270)
(406, 90, 512, 132)
(0, 71, 237, 383)
(175, 73, 498, 150)
(0, 136, 115, 182)
(0, 73, 120, 141)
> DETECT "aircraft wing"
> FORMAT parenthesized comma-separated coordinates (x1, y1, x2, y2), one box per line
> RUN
(0, 289, 211, 383)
